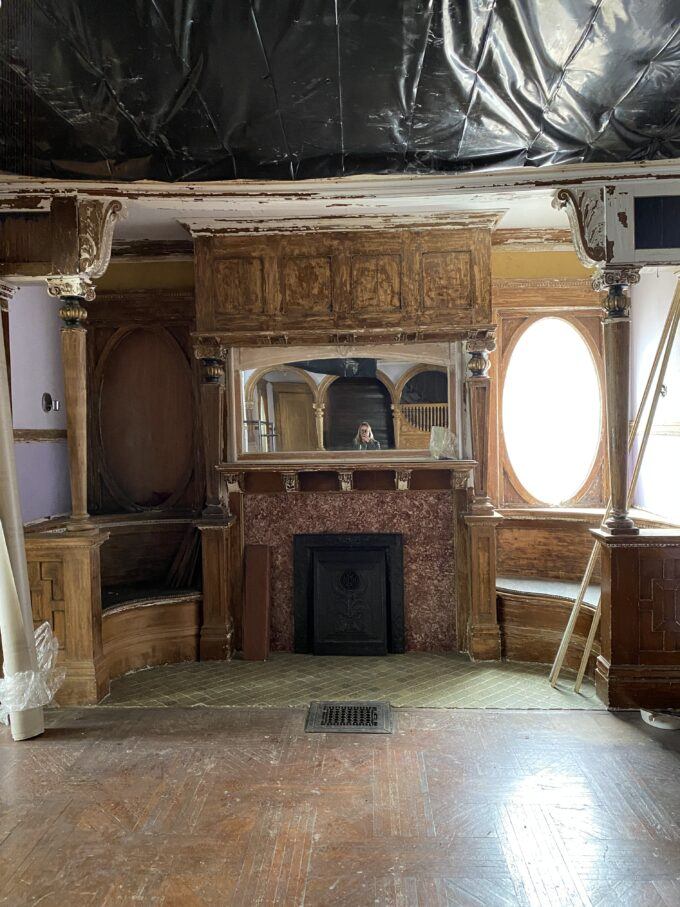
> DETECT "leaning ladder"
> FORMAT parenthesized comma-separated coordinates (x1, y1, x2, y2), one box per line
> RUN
(550, 278, 680, 691)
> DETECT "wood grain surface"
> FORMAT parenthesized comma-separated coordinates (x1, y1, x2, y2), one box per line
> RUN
(1, 707, 679, 906)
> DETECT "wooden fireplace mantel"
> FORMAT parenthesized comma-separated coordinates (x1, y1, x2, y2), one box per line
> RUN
(218, 457, 475, 494)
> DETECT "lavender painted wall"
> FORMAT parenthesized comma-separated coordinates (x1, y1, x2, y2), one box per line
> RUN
(9, 285, 71, 523)
(630, 270, 680, 522)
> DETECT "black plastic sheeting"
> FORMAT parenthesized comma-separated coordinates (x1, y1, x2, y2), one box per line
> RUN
(1, 1, 679, 182)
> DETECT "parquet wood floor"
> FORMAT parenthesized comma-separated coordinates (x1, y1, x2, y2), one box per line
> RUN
(1, 708, 679, 906)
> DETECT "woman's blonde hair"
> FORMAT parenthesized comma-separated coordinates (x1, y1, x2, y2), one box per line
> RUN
(354, 421, 374, 444)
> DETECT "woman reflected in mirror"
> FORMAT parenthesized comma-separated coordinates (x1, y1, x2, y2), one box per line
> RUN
(352, 421, 380, 450)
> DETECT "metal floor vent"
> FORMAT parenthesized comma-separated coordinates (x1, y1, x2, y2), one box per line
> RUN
(305, 701, 392, 734)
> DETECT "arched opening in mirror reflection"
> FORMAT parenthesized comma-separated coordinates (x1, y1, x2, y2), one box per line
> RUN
(240, 355, 454, 455)
(502, 317, 602, 505)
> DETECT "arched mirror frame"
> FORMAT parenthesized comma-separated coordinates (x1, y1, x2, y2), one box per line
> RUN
(231, 344, 459, 460)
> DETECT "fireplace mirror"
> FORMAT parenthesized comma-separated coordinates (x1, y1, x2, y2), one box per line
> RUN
(235, 344, 462, 457)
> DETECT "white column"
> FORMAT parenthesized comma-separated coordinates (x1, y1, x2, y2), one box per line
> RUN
(0, 284, 44, 741)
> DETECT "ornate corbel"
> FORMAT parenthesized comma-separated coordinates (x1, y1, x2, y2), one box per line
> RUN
(282, 471, 300, 493)
(553, 187, 606, 267)
(337, 470, 353, 493)
(77, 199, 126, 279)
(452, 469, 471, 491)
(224, 473, 244, 494)
(394, 469, 412, 491)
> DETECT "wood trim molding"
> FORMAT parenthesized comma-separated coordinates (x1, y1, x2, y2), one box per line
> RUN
(13, 428, 67, 442)
(111, 240, 194, 261)
(491, 228, 573, 250)
(492, 277, 594, 290)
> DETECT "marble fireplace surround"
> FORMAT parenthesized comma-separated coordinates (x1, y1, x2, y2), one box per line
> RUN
(243, 490, 457, 652)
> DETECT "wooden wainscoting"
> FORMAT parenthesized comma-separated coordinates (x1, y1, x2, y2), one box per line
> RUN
(497, 587, 599, 675)
(103, 593, 202, 682)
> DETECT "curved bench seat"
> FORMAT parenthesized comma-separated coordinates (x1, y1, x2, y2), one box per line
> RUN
(496, 575, 601, 676)
(102, 590, 202, 682)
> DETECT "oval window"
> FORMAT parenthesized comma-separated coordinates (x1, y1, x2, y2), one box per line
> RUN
(502, 318, 601, 505)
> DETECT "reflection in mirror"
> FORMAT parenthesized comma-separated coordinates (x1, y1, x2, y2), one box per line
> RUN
(241, 358, 452, 454)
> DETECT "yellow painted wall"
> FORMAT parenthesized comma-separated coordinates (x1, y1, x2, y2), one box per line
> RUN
(99, 246, 589, 290)
(491, 249, 593, 279)
(97, 260, 194, 291)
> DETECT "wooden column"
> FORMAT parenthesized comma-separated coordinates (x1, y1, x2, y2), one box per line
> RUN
(194, 341, 229, 518)
(465, 334, 495, 512)
(0, 282, 44, 740)
(312, 403, 325, 450)
(47, 279, 95, 531)
(594, 269, 640, 535)
(194, 339, 234, 659)
(197, 521, 235, 660)
(464, 332, 501, 660)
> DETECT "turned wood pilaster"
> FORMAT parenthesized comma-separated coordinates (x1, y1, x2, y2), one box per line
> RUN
(594, 269, 640, 535)
(465, 334, 495, 512)
(312, 403, 325, 450)
(196, 521, 235, 660)
(194, 342, 229, 517)
(391, 404, 402, 448)
(47, 279, 95, 532)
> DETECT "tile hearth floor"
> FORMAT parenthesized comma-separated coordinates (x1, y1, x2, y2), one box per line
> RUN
(99, 653, 604, 710)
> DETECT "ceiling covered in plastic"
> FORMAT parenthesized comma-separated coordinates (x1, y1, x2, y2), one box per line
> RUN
(1, 1, 679, 182)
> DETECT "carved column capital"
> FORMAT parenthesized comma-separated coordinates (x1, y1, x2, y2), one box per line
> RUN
(47, 276, 95, 304)
(57, 298, 89, 328)
(194, 337, 229, 384)
(193, 336, 229, 362)
(593, 267, 641, 320)
(201, 358, 225, 384)
(465, 332, 496, 378)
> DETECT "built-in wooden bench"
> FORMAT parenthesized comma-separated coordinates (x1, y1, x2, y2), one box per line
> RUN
(102, 588, 202, 682)
(496, 575, 600, 675)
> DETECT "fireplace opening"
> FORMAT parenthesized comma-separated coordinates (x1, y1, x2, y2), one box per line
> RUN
(294, 533, 404, 655)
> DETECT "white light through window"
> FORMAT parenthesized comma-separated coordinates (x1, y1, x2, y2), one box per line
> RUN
(502, 317, 601, 505)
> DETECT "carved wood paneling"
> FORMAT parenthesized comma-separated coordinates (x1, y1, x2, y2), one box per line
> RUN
(28, 559, 66, 645)
(215, 257, 265, 316)
(195, 227, 492, 344)
(86, 292, 202, 515)
(639, 551, 680, 654)
(595, 531, 680, 709)
(350, 254, 401, 313)
(421, 251, 471, 311)
(281, 256, 332, 315)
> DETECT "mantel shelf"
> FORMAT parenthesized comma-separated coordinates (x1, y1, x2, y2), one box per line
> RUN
(218, 458, 475, 494)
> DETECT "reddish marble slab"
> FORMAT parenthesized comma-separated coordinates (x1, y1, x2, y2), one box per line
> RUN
(243, 491, 456, 652)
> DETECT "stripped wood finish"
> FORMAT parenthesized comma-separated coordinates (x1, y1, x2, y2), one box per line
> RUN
(1, 707, 679, 906)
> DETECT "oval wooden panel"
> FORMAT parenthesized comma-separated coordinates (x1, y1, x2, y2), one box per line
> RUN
(99, 329, 194, 508)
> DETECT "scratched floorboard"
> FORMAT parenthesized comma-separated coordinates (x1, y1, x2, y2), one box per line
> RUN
(1, 708, 679, 906)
